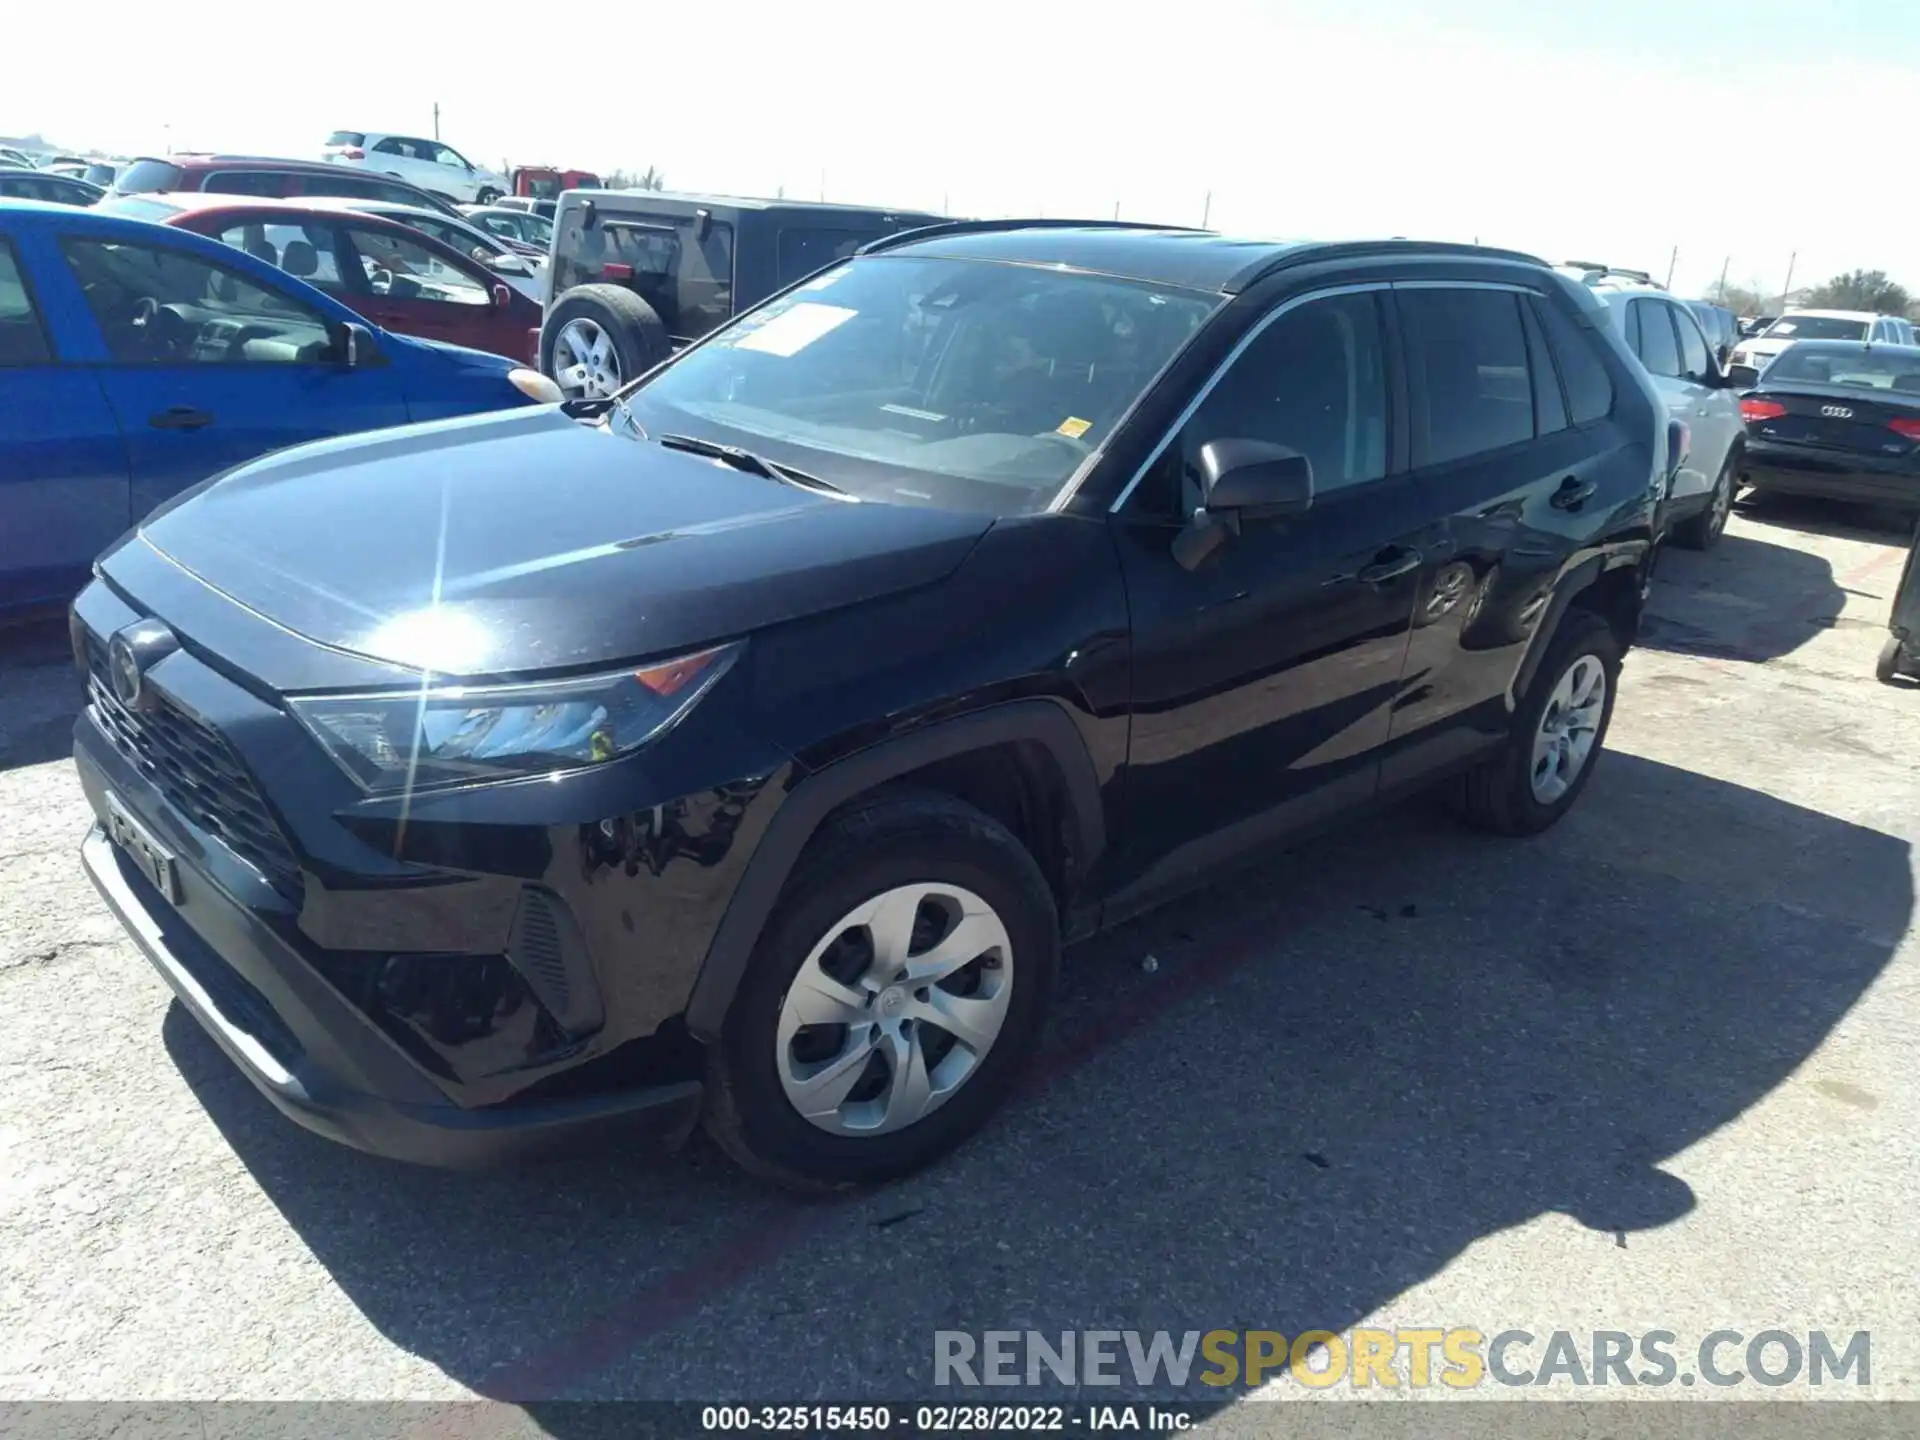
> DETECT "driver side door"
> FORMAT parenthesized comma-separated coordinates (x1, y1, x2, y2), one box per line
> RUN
(1105, 286, 1425, 910)
(56, 233, 410, 518)
(337, 223, 510, 355)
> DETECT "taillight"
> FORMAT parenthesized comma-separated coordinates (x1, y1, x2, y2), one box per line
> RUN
(1889, 417, 1920, 440)
(1740, 397, 1788, 422)
(602, 262, 633, 281)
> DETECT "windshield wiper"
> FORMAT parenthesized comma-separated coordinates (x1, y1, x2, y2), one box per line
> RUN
(658, 433, 847, 496)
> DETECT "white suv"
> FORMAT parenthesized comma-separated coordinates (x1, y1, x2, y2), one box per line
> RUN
(1731, 309, 1915, 372)
(1559, 265, 1746, 549)
(321, 131, 509, 207)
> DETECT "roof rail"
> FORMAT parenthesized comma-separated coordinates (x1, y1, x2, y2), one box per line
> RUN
(1226, 238, 1550, 293)
(857, 216, 1205, 256)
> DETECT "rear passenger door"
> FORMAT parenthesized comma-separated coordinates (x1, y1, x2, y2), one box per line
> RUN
(0, 233, 130, 611)
(1384, 282, 1605, 787)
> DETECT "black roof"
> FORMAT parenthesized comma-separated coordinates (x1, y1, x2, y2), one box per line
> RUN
(867, 222, 1546, 294)
(571, 188, 941, 222)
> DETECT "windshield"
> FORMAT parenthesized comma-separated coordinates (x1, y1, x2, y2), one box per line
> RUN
(1763, 315, 1869, 341)
(624, 255, 1218, 516)
(1765, 346, 1920, 393)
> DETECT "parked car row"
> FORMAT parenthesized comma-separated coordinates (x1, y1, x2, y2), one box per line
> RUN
(0, 197, 557, 615)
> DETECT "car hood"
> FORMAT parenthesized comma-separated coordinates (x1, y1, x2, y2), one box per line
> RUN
(133, 406, 994, 677)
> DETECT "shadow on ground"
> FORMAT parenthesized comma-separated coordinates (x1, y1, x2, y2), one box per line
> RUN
(0, 618, 83, 773)
(165, 748, 1910, 1406)
(1639, 529, 1853, 664)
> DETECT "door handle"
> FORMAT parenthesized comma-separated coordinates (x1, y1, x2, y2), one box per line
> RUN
(1551, 476, 1597, 511)
(1356, 547, 1422, 585)
(149, 406, 213, 431)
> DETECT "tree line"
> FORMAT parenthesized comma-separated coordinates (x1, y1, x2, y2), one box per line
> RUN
(1712, 269, 1914, 321)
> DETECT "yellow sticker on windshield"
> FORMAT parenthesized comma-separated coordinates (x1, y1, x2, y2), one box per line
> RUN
(1056, 417, 1092, 439)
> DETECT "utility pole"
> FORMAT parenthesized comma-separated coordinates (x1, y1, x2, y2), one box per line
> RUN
(1113, 200, 1120, 220)
(818, 167, 825, 202)
(1716, 255, 1730, 302)
(1781, 251, 1797, 308)
(432, 102, 440, 140)
(1665, 244, 1678, 289)
(1200, 191, 1211, 228)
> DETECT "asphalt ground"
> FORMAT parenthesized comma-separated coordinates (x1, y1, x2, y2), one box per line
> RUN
(2, 491, 1917, 1422)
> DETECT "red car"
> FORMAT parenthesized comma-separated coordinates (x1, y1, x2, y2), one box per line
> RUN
(104, 193, 542, 364)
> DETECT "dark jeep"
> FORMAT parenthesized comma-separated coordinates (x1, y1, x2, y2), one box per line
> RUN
(539, 191, 940, 399)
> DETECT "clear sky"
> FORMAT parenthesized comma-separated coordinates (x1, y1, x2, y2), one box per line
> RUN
(7, 0, 1915, 299)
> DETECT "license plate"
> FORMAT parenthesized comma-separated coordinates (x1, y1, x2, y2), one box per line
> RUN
(105, 791, 181, 904)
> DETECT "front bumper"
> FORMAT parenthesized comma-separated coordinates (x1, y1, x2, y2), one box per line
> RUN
(66, 558, 787, 1167)
(79, 789, 702, 1167)
(1742, 438, 1920, 507)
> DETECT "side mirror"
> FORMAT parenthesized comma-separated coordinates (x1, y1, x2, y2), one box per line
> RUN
(491, 282, 513, 308)
(483, 251, 530, 276)
(1171, 440, 1315, 571)
(330, 320, 375, 368)
(1725, 363, 1761, 388)
(1198, 439, 1315, 515)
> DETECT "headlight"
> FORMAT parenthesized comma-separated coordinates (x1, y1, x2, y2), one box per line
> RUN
(508, 367, 564, 404)
(290, 642, 740, 792)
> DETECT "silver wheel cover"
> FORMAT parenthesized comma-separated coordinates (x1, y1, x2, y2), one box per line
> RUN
(775, 882, 1014, 1137)
(1531, 654, 1607, 803)
(550, 317, 621, 399)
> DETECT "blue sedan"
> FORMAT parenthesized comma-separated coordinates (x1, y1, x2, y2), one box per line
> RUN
(0, 199, 558, 617)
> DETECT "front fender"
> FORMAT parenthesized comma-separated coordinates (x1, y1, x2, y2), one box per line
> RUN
(682, 698, 1105, 1041)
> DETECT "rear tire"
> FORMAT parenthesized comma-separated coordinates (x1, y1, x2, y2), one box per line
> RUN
(1447, 610, 1622, 836)
(1672, 451, 1736, 550)
(539, 285, 669, 400)
(1878, 635, 1912, 685)
(475, 187, 501, 206)
(703, 792, 1058, 1191)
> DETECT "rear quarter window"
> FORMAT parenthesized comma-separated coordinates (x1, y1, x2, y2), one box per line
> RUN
(1532, 297, 1615, 424)
(113, 158, 184, 194)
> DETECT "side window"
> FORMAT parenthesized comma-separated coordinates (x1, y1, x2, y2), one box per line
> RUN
(1532, 298, 1615, 424)
(1399, 287, 1534, 464)
(431, 144, 469, 170)
(212, 220, 345, 292)
(475, 213, 518, 239)
(0, 239, 55, 365)
(1142, 291, 1388, 515)
(1623, 300, 1641, 352)
(344, 227, 488, 306)
(60, 236, 334, 363)
(372, 137, 411, 158)
(1672, 305, 1714, 382)
(1632, 299, 1682, 377)
(204, 171, 288, 198)
(1518, 297, 1568, 434)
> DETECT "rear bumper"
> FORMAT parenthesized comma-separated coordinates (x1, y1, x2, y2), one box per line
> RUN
(1742, 440, 1920, 507)
(79, 744, 703, 1168)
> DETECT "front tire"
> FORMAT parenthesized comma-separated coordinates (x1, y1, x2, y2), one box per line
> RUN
(703, 793, 1059, 1190)
(1448, 610, 1622, 836)
(475, 186, 501, 206)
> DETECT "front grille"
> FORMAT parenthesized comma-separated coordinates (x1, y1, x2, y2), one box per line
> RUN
(86, 638, 305, 904)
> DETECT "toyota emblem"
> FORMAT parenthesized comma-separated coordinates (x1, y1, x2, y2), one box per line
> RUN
(106, 619, 180, 711)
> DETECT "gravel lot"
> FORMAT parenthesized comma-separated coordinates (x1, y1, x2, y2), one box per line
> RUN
(2, 493, 1916, 1412)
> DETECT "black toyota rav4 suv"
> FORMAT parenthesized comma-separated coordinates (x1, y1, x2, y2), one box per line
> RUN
(73, 222, 1670, 1188)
